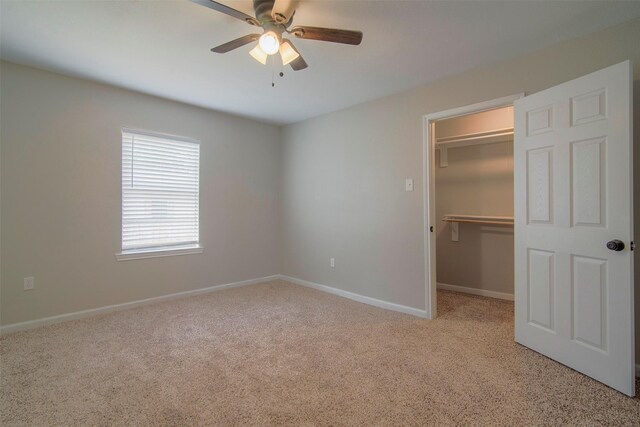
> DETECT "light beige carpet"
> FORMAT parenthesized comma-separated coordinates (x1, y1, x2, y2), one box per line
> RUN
(1, 280, 639, 426)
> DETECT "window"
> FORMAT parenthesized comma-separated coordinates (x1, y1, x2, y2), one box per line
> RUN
(117, 128, 201, 260)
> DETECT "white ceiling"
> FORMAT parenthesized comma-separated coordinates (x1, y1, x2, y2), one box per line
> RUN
(2, 1, 640, 125)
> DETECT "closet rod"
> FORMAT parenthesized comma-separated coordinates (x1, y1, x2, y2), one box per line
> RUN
(436, 128, 513, 147)
(442, 218, 514, 226)
(442, 214, 514, 226)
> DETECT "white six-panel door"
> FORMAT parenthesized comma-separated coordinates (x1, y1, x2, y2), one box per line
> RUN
(514, 61, 634, 396)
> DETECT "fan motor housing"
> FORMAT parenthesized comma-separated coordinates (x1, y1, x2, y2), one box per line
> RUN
(253, 0, 276, 23)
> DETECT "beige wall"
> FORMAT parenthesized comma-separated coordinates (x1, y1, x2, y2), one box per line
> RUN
(281, 19, 640, 354)
(0, 61, 281, 325)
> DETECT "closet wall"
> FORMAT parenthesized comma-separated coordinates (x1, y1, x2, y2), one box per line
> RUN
(435, 107, 514, 296)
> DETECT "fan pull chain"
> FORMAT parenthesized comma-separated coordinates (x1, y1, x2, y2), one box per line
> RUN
(271, 55, 275, 87)
(268, 56, 285, 87)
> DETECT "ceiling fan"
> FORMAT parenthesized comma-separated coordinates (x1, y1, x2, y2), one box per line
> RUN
(191, 0, 363, 71)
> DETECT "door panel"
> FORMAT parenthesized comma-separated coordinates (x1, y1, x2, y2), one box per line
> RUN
(514, 60, 634, 396)
(527, 148, 553, 224)
(571, 89, 606, 126)
(571, 255, 607, 351)
(526, 105, 554, 135)
(571, 138, 605, 227)
(527, 249, 555, 331)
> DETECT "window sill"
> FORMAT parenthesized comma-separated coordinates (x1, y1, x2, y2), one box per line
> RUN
(115, 245, 203, 261)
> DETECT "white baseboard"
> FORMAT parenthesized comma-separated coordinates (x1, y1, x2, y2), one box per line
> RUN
(2, 275, 508, 335)
(0, 275, 280, 335)
(437, 282, 514, 301)
(279, 275, 428, 318)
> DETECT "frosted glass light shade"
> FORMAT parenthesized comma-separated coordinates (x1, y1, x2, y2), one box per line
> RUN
(249, 45, 268, 64)
(259, 31, 280, 55)
(279, 41, 300, 66)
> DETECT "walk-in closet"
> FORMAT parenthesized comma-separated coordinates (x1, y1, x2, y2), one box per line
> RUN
(434, 106, 515, 300)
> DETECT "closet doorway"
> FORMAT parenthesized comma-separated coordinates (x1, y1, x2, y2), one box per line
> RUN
(423, 94, 523, 318)
(435, 105, 515, 302)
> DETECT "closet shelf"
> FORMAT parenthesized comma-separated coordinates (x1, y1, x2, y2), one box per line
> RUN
(435, 128, 513, 168)
(435, 128, 513, 149)
(442, 214, 514, 226)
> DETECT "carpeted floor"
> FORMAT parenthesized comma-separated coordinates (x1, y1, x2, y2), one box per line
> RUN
(1, 280, 639, 426)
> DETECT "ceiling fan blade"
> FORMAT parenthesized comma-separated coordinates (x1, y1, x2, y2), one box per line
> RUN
(286, 41, 308, 71)
(289, 55, 308, 71)
(271, 0, 299, 24)
(190, 0, 260, 26)
(289, 26, 363, 45)
(211, 34, 260, 53)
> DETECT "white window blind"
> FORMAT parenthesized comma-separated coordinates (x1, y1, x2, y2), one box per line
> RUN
(121, 129, 200, 252)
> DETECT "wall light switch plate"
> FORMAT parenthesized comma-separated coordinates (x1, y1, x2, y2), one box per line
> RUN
(405, 178, 414, 192)
(24, 276, 35, 291)
(330, 257, 335, 268)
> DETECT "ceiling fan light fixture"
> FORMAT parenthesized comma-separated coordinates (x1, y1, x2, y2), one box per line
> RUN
(193, 0, 362, 72)
(249, 44, 268, 64)
(258, 31, 280, 55)
(279, 41, 300, 66)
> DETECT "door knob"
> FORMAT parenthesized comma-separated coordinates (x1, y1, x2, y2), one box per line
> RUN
(606, 240, 625, 251)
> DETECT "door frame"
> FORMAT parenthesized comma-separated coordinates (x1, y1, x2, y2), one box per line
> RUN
(422, 93, 524, 319)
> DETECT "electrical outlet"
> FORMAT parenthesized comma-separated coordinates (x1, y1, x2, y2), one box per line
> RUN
(23, 276, 35, 291)
(330, 257, 335, 268)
